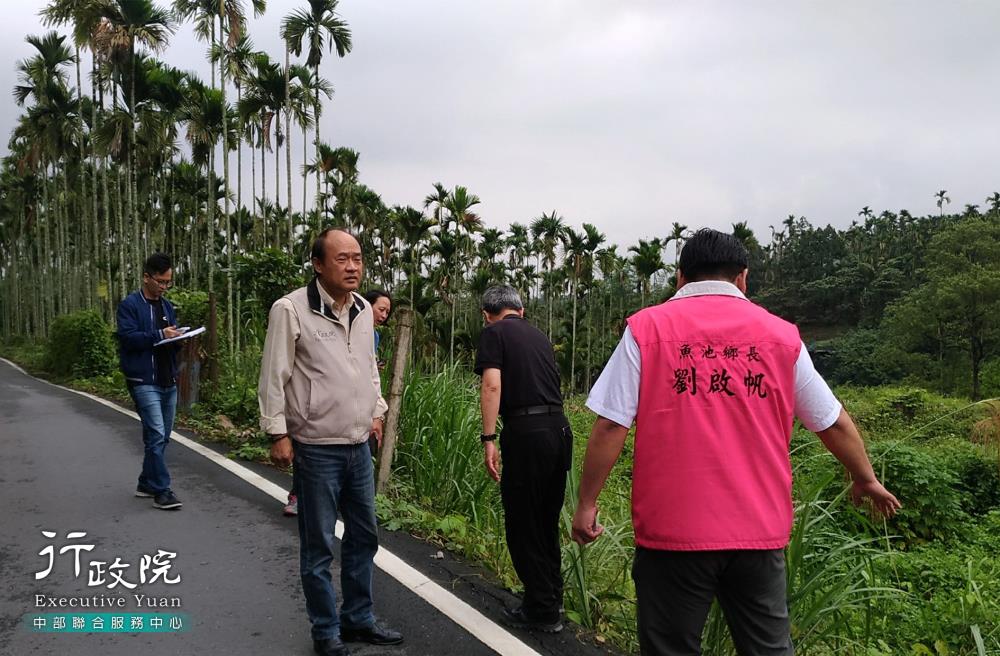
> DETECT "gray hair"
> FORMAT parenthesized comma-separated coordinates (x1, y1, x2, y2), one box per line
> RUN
(481, 285, 524, 314)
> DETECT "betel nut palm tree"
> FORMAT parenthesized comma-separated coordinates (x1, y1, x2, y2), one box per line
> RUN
(281, 0, 351, 216)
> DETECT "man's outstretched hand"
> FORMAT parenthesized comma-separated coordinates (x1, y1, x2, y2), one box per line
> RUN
(851, 479, 901, 518)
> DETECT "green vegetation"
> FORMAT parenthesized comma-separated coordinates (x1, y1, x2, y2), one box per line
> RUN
(44, 309, 117, 378)
(1, 1, 999, 397)
(4, 288, 999, 656)
(0, 1, 998, 654)
(382, 370, 1000, 655)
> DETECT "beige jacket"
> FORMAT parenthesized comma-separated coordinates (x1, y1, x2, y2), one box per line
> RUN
(258, 278, 388, 445)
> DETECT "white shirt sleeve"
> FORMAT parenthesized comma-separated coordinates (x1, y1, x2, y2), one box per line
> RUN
(585, 331, 841, 433)
(793, 342, 842, 432)
(585, 326, 641, 428)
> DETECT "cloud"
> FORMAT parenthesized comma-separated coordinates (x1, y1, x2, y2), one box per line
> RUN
(1, 0, 997, 248)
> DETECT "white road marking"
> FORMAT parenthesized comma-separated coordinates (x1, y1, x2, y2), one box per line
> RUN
(1, 358, 542, 656)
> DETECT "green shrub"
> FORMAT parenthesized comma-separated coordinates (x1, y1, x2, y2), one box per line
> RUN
(165, 288, 209, 329)
(812, 329, 894, 387)
(235, 249, 305, 326)
(207, 345, 263, 425)
(981, 359, 1000, 399)
(837, 386, 979, 443)
(881, 517, 1000, 654)
(44, 310, 116, 379)
(873, 441, 967, 545)
(0, 339, 47, 373)
(928, 438, 1000, 517)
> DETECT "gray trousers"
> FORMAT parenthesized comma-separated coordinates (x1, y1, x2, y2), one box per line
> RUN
(633, 547, 794, 656)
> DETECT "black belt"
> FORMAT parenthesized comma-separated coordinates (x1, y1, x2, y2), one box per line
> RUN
(504, 404, 564, 418)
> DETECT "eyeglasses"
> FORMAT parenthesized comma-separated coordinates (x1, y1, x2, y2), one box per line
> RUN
(147, 276, 174, 290)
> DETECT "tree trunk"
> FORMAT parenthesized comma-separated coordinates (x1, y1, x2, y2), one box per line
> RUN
(220, 16, 234, 353)
(236, 83, 243, 350)
(586, 290, 593, 389)
(115, 164, 125, 302)
(91, 56, 103, 316)
(208, 145, 216, 297)
(314, 64, 322, 216)
(547, 268, 553, 339)
(971, 335, 983, 401)
(260, 126, 267, 245)
(285, 45, 293, 254)
(570, 274, 578, 393)
(376, 307, 414, 494)
(303, 124, 309, 232)
(129, 43, 139, 282)
(449, 277, 457, 366)
(274, 108, 281, 248)
(41, 162, 52, 332)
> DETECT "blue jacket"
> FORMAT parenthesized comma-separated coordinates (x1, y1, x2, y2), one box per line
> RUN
(116, 290, 178, 386)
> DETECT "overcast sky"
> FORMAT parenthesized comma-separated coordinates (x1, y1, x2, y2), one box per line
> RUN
(2, 1, 998, 250)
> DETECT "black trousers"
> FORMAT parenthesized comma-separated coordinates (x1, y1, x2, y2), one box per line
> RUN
(499, 413, 573, 622)
(633, 547, 794, 656)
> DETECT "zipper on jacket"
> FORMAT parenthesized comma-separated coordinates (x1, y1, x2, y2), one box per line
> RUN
(148, 300, 156, 384)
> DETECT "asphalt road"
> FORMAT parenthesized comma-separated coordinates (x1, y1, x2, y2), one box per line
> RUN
(0, 360, 618, 656)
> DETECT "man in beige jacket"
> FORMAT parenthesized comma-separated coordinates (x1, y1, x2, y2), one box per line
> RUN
(259, 229, 402, 656)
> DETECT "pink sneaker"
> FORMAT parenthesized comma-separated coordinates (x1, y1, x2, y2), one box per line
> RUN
(283, 493, 298, 516)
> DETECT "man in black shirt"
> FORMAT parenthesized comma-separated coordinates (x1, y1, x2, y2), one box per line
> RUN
(474, 285, 571, 633)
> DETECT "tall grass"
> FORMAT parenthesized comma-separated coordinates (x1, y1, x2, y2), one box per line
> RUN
(396, 368, 498, 518)
(393, 368, 511, 575)
(392, 368, 639, 642)
(560, 465, 635, 641)
(390, 369, 999, 654)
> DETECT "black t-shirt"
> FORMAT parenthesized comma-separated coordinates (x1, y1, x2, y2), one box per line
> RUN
(149, 298, 175, 387)
(474, 315, 563, 416)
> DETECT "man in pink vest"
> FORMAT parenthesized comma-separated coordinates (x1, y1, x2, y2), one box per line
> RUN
(571, 229, 900, 655)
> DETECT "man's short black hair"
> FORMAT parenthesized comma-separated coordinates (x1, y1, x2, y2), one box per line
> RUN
(678, 229, 749, 282)
(311, 228, 360, 263)
(143, 253, 172, 276)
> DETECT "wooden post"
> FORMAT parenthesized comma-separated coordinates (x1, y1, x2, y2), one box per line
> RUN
(377, 307, 414, 494)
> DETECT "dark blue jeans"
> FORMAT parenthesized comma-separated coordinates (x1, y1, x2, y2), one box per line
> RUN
(129, 384, 177, 494)
(293, 441, 378, 641)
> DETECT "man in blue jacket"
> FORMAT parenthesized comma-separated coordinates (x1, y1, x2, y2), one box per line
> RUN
(117, 253, 183, 510)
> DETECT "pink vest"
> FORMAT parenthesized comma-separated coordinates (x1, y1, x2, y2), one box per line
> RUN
(626, 294, 801, 551)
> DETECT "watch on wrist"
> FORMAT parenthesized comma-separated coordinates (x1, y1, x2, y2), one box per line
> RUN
(480, 433, 497, 443)
(269, 433, 289, 443)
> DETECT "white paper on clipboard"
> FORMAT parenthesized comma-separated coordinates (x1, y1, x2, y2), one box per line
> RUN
(154, 326, 206, 346)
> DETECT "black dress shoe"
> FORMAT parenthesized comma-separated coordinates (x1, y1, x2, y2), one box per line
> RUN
(340, 621, 404, 645)
(501, 606, 563, 633)
(313, 637, 350, 656)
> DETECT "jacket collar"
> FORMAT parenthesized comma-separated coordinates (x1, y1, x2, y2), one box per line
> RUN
(670, 280, 748, 302)
(306, 277, 365, 324)
(135, 289, 172, 308)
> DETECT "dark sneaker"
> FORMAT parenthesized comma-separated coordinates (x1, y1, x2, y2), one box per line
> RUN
(340, 621, 403, 645)
(135, 485, 156, 498)
(313, 637, 350, 656)
(283, 492, 298, 516)
(153, 490, 182, 510)
(501, 606, 563, 633)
